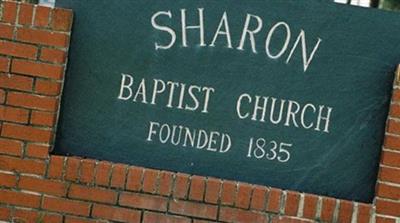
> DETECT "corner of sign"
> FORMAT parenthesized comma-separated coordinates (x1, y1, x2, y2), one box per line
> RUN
(396, 64, 400, 86)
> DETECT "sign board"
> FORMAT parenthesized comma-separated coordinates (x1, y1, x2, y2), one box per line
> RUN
(55, 0, 400, 202)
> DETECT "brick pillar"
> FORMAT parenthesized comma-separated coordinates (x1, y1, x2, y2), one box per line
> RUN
(0, 0, 72, 221)
(375, 64, 400, 223)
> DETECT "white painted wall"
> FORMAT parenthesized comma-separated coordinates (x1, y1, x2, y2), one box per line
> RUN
(334, 0, 371, 7)
(42, 0, 371, 8)
(39, 0, 55, 7)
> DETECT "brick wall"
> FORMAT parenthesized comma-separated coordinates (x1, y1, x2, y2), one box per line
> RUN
(0, 1, 399, 222)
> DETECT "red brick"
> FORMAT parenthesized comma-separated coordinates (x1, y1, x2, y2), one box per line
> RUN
(1, 122, 52, 143)
(0, 137, 23, 156)
(189, 175, 206, 201)
(376, 198, 400, 217)
(142, 169, 159, 193)
(25, 143, 49, 158)
(271, 216, 313, 223)
(18, 3, 34, 25)
(24, 144, 50, 160)
(0, 40, 37, 59)
(393, 89, 400, 102)
(0, 89, 5, 104)
(205, 177, 221, 204)
(173, 173, 190, 199)
(17, 27, 70, 47)
(358, 203, 372, 222)
(390, 104, 400, 118)
(169, 200, 218, 220)
(143, 212, 191, 223)
(236, 183, 253, 209)
(0, 155, 46, 175)
(377, 183, 400, 200)
(284, 191, 300, 216)
(92, 204, 141, 223)
(95, 161, 111, 186)
(69, 184, 117, 204)
(192, 220, 216, 223)
(219, 207, 268, 223)
(387, 119, 400, 135)
(48, 155, 64, 179)
(320, 197, 336, 222)
(302, 194, 318, 219)
(35, 79, 62, 96)
(42, 196, 90, 216)
(266, 188, 282, 213)
(19, 175, 67, 196)
(65, 216, 98, 223)
(159, 170, 173, 196)
(34, 6, 50, 27)
(250, 186, 267, 211)
(384, 135, 400, 150)
(52, 8, 73, 31)
(13, 208, 62, 223)
(381, 150, 400, 168)
(31, 110, 56, 127)
(7, 91, 58, 112)
(0, 57, 10, 72)
(119, 192, 167, 211)
(12, 59, 64, 80)
(79, 159, 96, 184)
(0, 172, 17, 187)
(110, 163, 127, 189)
(40, 47, 67, 64)
(0, 189, 41, 208)
(65, 157, 81, 181)
(376, 216, 397, 223)
(338, 200, 353, 223)
(379, 166, 400, 184)
(0, 24, 13, 39)
(221, 180, 237, 206)
(0, 105, 29, 123)
(17, 28, 69, 47)
(2, 1, 17, 24)
(0, 206, 10, 221)
(0, 73, 33, 91)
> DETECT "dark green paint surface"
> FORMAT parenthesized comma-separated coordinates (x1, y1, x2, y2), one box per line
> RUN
(55, 0, 400, 202)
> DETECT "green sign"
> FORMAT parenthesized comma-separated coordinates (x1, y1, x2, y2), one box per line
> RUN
(55, 0, 400, 202)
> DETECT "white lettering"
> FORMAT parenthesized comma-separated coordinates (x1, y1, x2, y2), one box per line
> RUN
(210, 12, 232, 48)
(286, 30, 322, 72)
(117, 73, 134, 100)
(237, 14, 263, 53)
(181, 8, 205, 47)
(265, 22, 291, 59)
(151, 11, 176, 50)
